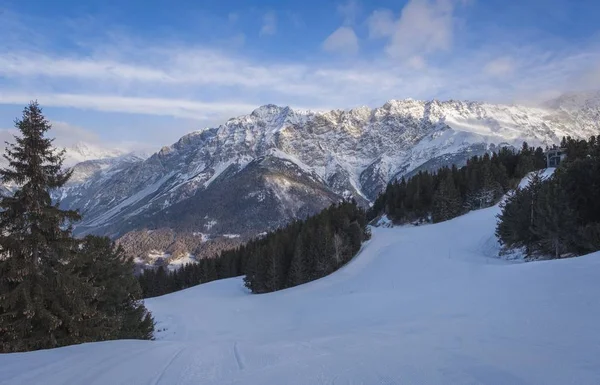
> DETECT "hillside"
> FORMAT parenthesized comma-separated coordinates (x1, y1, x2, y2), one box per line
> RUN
(1, 182, 599, 384)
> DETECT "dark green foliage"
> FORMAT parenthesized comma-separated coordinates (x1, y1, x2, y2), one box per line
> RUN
(138, 252, 243, 298)
(74, 236, 154, 340)
(139, 201, 369, 296)
(432, 171, 461, 223)
(496, 173, 544, 254)
(0, 102, 93, 352)
(368, 143, 544, 225)
(243, 200, 368, 294)
(497, 136, 600, 259)
(0, 102, 153, 352)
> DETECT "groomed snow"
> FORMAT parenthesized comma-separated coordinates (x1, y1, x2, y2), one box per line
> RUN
(1, 201, 599, 384)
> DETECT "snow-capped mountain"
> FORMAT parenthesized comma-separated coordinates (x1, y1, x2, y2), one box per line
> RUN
(3, 93, 596, 262)
(52, 94, 599, 251)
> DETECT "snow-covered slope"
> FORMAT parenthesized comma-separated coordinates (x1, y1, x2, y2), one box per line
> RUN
(2, 189, 599, 384)
(52, 95, 599, 242)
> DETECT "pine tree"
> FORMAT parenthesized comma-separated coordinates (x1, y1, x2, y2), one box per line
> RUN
(530, 180, 575, 259)
(287, 232, 307, 287)
(515, 142, 534, 176)
(432, 172, 461, 223)
(75, 236, 154, 340)
(0, 102, 96, 352)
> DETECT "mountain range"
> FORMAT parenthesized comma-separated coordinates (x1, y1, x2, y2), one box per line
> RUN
(5, 92, 600, 266)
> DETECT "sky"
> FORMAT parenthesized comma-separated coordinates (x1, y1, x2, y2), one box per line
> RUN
(1, 0, 599, 152)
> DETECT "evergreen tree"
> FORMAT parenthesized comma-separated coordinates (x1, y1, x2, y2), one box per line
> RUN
(75, 236, 154, 340)
(287, 231, 307, 287)
(515, 142, 534, 176)
(496, 172, 544, 255)
(530, 180, 575, 258)
(0, 102, 96, 352)
(432, 172, 461, 223)
(496, 136, 600, 259)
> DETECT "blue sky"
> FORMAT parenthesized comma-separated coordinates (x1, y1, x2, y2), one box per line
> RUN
(1, 0, 599, 151)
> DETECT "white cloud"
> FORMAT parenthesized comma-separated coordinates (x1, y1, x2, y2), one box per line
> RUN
(260, 11, 277, 36)
(367, 9, 395, 39)
(0, 92, 259, 120)
(408, 56, 427, 69)
(381, 0, 464, 60)
(483, 57, 516, 77)
(1, 10, 599, 128)
(2, 43, 599, 120)
(337, 0, 360, 25)
(322, 27, 359, 55)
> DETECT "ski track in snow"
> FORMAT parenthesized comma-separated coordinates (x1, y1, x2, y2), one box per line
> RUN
(150, 347, 186, 385)
(1, 190, 600, 384)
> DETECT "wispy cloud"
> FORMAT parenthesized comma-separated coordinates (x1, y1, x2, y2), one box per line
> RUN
(389, 0, 461, 60)
(483, 57, 516, 77)
(322, 1, 361, 56)
(1, 3, 599, 123)
(337, 0, 361, 25)
(322, 27, 359, 55)
(260, 11, 277, 36)
(0, 92, 259, 120)
(367, 9, 395, 39)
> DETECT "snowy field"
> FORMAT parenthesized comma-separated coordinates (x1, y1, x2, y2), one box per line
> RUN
(1, 200, 600, 384)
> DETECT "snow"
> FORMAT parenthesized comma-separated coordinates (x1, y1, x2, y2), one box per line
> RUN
(167, 254, 197, 271)
(2, 200, 600, 384)
(518, 168, 556, 189)
(192, 232, 209, 242)
(374, 214, 393, 227)
(147, 251, 171, 261)
(85, 172, 176, 227)
(221, 234, 240, 239)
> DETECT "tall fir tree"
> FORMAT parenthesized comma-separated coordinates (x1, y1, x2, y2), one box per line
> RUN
(0, 102, 97, 352)
(0, 103, 154, 351)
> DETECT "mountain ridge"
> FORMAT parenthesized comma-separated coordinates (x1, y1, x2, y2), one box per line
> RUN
(5, 93, 600, 266)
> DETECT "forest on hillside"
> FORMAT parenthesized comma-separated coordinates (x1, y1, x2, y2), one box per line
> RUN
(497, 136, 600, 259)
(139, 201, 369, 296)
(367, 143, 547, 223)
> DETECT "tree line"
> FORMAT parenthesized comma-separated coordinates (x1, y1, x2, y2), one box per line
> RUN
(138, 200, 370, 297)
(138, 250, 244, 297)
(368, 144, 547, 224)
(0, 102, 153, 353)
(497, 136, 600, 259)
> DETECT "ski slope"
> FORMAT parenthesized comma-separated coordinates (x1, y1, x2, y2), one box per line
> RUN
(1, 202, 600, 384)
